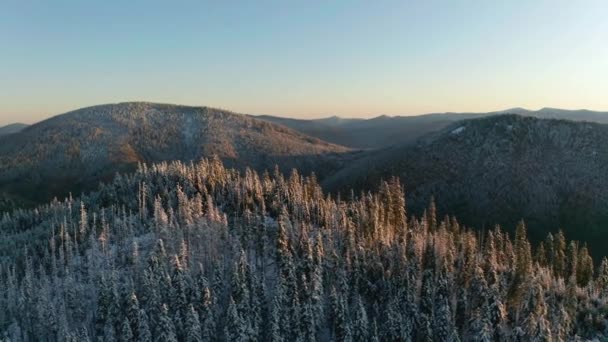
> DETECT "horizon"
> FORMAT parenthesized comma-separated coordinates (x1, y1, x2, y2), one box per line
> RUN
(3, 101, 608, 127)
(1, 1, 607, 125)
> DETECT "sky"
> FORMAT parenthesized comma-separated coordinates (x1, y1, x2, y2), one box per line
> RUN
(1, 0, 607, 125)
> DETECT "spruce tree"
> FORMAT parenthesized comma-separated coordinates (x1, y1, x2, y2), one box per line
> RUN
(126, 293, 140, 340)
(384, 296, 404, 341)
(352, 295, 368, 342)
(104, 321, 117, 342)
(434, 272, 455, 341)
(120, 319, 134, 342)
(268, 295, 284, 342)
(199, 287, 215, 342)
(185, 305, 202, 342)
(467, 308, 493, 342)
(576, 244, 593, 287)
(553, 231, 567, 278)
(224, 297, 245, 342)
(136, 309, 152, 342)
(330, 287, 352, 342)
(521, 282, 552, 341)
(154, 304, 177, 342)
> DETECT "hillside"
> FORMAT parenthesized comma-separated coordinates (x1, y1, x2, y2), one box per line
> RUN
(258, 108, 608, 149)
(1, 158, 606, 341)
(0, 123, 28, 136)
(324, 114, 608, 257)
(0, 102, 353, 210)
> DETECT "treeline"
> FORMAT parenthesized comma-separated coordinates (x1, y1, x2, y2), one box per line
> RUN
(0, 157, 607, 341)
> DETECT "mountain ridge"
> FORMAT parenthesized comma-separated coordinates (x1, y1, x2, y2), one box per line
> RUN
(323, 113, 608, 259)
(257, 107, 608, 148)
(0, 102, 354, 211)
(0, 122, 28, 136)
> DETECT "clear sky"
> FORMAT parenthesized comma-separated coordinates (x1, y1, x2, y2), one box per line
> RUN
(1, 0, 607, 125)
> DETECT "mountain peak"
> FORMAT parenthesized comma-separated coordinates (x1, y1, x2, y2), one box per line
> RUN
(0, 103, 352, 210)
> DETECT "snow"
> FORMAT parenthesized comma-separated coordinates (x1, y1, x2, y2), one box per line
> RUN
(451, 126, 466, 135)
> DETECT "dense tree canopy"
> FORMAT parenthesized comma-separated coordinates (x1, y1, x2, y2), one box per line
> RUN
(0, 158, 607, 341)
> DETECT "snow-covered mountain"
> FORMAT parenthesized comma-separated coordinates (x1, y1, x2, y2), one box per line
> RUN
(0, 102, 353, 210)
(324, 114, 608, 259)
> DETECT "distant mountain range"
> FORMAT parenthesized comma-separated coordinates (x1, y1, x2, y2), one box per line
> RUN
(5, 107, 607, 148)
(257, 107, 608, 148)
(0, 123, 28, 136)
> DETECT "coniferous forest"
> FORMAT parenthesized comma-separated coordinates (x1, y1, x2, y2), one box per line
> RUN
(1, 158, 608, 341)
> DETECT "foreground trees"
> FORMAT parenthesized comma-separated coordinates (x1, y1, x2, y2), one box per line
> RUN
(0, 158, 607, 341)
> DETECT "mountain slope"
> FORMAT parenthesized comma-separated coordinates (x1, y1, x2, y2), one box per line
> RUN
(0, 123, 28, 136)
(258, 108, 608, 149)
(0, 102, 352, 210)
(324, 114, 608, 257)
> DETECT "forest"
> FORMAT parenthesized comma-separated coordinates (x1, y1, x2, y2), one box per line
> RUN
(1, 157, 607, 341)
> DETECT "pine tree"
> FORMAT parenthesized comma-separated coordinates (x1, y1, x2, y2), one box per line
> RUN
(120, 318, 134, 342)
(487, 284, 507, 341)
(297, 272, 316, 342)
(104, 320, 117, 342)
(170, 255, 189, 338)
(566, 241, 579, 282)
(534, 242, 547, 267)
(369, 319, 380, 342)
(418, 245, 435, 342)
(268, 295, 284, 342)
(140, 272, 161, 329)
(384, 295, 411, 341)
(78, 326, 91, 342)
(553, 230, 567, 278)
(514, 221, 532, 281)
(330, 287, 352, 342)
(199, 286, 215, 342)
(125, 293, 140, 340)
(576, 244, 593, 287)
(596, 257, 608, 294)
(185, 305, 203, 342)
(467, 308, 493, 342)
(352, 295, 369, 342)
(521, 282, 552, 341)
(225, 296, 247, 342)
(427, 196, 438, 232)
(434, 271, 456, 341)
(136, 309, 152, 342)
(154, 304, 177, 342)
(469, 264, 488, 313)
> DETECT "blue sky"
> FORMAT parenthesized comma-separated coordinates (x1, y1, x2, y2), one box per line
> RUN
(1, 0, 607, 124)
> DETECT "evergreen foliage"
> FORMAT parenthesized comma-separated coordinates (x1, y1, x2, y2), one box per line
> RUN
(0, 158, 607, 340)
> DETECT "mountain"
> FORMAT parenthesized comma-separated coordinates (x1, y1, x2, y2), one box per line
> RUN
(257, 113, 480, 149)
(3, 108, 608, 339)
(257, 108, 608, 149)
(0, 102, 353, 210)
(254, 114, 366, 148)
(324, 114, 608, 258)
(0, 123, 28, 136)
(529, 107, 608, 123)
